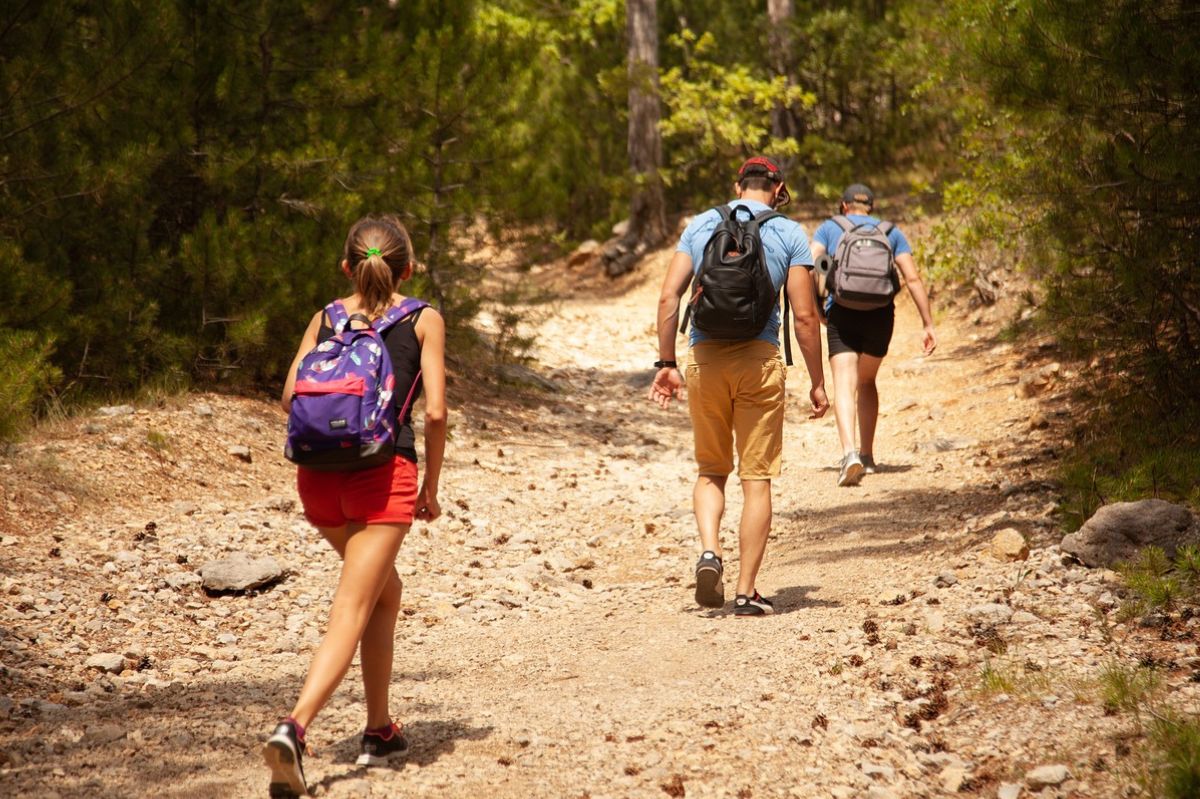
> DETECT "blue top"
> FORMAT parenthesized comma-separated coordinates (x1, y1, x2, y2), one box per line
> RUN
(813, 214, 912, 313)
(813, 214, 912, 257)
(676, 199, 813, 347)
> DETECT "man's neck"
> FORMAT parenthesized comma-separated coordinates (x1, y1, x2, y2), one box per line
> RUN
(736, 191, 776, 207)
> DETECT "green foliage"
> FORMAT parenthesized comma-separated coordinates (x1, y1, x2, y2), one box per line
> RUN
(936, 0, 1200, 412)
(1098, 660, 1161, 715)
(1057, 402, 1200, 532)
(1117, 546, 1200, 618)
(0, 330, 62, 443)
(1144, 713, 1200, 799)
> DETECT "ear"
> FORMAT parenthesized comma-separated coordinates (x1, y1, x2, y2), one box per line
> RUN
(733, 181, 744, 198)
(340, 259, 352, 278)
(400, 262, 414, 281)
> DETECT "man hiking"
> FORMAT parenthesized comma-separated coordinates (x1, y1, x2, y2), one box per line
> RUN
(812, 183, 936, 487)
(649, 156, 828, 616)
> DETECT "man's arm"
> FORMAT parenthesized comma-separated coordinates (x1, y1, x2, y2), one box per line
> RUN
(648, 251, 695, 409)
(785, 266, 829, 418)
(894, 252, 937, 355)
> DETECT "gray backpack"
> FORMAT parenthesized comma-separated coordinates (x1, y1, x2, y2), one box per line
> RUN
(828, 215, 899, 310)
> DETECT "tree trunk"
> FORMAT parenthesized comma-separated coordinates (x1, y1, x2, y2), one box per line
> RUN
(768, 0, 801, 145)
(621, 0, 667, 260)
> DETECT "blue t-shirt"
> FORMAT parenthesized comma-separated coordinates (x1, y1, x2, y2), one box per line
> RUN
(813, 214, 912, 312)
(676, 199, 812, 347)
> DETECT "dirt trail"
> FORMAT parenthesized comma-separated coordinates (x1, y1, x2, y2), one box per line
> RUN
(0, 244, 1166, 798)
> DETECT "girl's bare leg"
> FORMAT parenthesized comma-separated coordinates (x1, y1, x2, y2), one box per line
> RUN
(287, 523, 408, 728)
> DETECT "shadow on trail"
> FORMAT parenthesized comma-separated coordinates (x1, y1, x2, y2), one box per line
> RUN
(0, 665, 473, 799)
(778, 482, 1021, 567)
(314, 717, 494, 792)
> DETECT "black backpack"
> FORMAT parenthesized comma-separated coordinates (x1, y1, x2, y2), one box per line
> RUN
(680, 205, 794, 361)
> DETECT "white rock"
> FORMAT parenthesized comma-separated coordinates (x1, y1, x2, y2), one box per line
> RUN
(997, 784, 1022, 799)
(1026, 764, 1070, 789)
(967, 603, 1014, 625)
(85, 653, 125, 673)
(97, 404, 135, 417)
(198, 553, 285, 592)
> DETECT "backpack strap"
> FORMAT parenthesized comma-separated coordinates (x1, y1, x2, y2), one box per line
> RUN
(374, 297, 430, 334)
(832, 215, 855, 232)
(325, 301, 351, 334)
(753, 209, 791, 366)
(680, 206, 733, 336)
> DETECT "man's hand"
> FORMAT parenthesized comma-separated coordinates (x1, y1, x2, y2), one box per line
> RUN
(648, 367, 685, 409)
(921, 325, 937, 356)
(808, 384, 829, 419)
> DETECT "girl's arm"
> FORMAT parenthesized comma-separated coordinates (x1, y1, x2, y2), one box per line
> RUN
(414, 309, 446, 521)
(280, 311, 324, 412)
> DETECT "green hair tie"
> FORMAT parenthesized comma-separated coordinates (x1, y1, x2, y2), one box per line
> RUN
(364, 246, 382, 257)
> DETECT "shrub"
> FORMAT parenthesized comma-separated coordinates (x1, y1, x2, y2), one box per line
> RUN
(0, 329, 62, 443)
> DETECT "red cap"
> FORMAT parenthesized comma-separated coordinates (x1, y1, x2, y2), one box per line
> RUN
(737, 156, 791, 208)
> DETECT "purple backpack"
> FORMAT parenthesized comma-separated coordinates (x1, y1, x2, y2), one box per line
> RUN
(285, 298, 427, 471)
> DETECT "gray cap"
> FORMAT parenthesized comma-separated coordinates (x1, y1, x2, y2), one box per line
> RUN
(841, 183, 875, 206)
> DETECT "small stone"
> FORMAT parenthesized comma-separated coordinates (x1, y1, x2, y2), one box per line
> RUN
(198, 553, 285, 592)
(941, 765, 967, 793)
(97, 404, 135, 417)
(85, 653, 126, 673)
(991, 528, 1030, 561)
(163, 572, 202, 590)
(193, 403, 214, 417)
(84, 724, 127, 744)
(860, 761, 895, 781)
(935, 572, 958, 588)
(1025, 764, 1070, 789)
(227, 445, 252, 463)
(997, 784, 1022, 799)
(968, 603, 1014, 625)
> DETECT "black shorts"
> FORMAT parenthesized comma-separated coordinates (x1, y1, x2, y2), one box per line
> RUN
(826, 303, 895, 358)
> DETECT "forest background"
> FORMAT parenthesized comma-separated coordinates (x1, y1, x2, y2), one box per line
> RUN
(0, 0, 1196, 525)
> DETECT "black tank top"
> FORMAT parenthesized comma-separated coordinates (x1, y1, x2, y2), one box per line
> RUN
(318, 307, 424, 463)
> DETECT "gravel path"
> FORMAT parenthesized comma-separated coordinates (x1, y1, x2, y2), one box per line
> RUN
(1, 247, 1184, 798)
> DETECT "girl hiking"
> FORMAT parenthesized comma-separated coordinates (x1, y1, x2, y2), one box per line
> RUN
(263, 215, 446, 797)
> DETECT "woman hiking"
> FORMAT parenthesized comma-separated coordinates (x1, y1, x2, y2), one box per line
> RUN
(263, 215, 446, 797)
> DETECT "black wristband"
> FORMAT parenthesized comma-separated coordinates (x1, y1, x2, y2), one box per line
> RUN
(654, 360, 678, 369)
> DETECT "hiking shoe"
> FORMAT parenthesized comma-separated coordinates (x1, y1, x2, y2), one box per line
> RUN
(860, 453, 877, 474)
(837, 451, 865, 487)
(263, 721, 308, 797)
(733, 591, 775, 616)
(694, 550, 725, 608)
(356, 722, 409, 766)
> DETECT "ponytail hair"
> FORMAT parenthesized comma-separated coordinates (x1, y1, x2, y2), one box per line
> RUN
(342, 216, 414, 318)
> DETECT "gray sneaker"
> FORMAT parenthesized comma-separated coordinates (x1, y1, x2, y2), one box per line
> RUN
(860, 453, 877, 474)
(837, 452, 865, 487)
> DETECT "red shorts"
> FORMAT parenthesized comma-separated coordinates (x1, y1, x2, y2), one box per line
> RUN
(297, 455, 419, 528)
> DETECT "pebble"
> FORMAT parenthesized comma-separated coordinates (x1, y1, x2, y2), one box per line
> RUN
(85, 653, 126, 673)
(1026, 764, 1070, 789)
(997, 784, 1022, 799)
(97, 404, 135, 417)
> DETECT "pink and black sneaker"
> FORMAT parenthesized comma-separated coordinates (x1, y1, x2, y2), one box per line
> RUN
(356, 721, 409, 766)
(262, 719, 308, 797)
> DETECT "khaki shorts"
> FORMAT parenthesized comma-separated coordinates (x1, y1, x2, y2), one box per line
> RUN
(686, 339, 786, 479)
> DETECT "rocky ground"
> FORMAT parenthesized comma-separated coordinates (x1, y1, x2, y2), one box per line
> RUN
(1, 240, 1196, 798)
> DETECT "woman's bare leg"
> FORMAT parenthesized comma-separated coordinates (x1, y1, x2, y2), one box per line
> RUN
(287, 523, 407, 728)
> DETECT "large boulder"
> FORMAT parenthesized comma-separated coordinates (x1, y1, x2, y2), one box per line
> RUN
(1061, 499, 1199, 567)
(198, 553, 285, 592)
